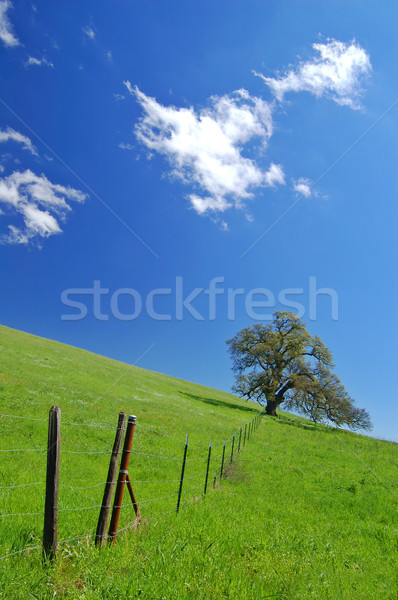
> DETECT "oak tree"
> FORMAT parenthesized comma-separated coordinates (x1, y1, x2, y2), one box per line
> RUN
(226, 311, 371, 431)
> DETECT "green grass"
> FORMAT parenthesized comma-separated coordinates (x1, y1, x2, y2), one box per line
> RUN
(0, 324, 397, 599)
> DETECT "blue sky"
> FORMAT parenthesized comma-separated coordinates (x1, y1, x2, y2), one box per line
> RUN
(0, 1, 397, 441)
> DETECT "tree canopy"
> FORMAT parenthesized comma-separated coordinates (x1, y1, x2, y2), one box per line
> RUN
(226, 311, 372, 431)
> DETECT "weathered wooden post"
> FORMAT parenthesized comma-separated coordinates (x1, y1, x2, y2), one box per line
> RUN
(108, 415, 136, 545)
(43, 406, 61, 562)
(95, 412, 127, 547)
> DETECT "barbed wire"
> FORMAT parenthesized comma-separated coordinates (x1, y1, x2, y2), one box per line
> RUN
(0, 544, 42, 561)
(0, 481, 44, 490)
(135, 423, 224, 448)
(0, 413, 47, 423)
(0, 409, 263, 559)
(131, 450, 209, 462)
(62, 421, 116, 430)
(0, 448, 46, 453)
(0, 412, 117, 430)
(60, 450, 112, 455)
(59, 481, 111, 490)
(0, 510, 42, 519)
(58, 505, 102, 513)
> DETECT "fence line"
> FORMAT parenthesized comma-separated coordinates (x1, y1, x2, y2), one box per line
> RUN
(60, 450, 113, 455)
(0, 405, 264, 560)
(58, 505, 102, 513)
(59, 481, 111, 490)
(0, 448, 46, 453)
(0, 482, 44, 490)
(0, 545, 42, 561)
(0, 511, 43, 519)
(135, 422, 225, 448)
(0, 413, 47, 423)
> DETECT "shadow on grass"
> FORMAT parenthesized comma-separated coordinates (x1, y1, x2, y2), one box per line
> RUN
(179, 391, 258, 415)
(274, 413, 334, 433)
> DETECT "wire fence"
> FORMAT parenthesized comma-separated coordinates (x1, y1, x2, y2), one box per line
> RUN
(0, 406, 263, 562)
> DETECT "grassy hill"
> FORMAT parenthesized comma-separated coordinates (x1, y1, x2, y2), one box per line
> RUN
(0, 324, 397, 599)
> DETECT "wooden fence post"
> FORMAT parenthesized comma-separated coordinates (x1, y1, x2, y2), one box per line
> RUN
(43, 406, 61, 562)
(204, 440, 212, 496)
(95, 412, 127, 547)
(177, 435, 189, 513)
(108, 415, 137, 545)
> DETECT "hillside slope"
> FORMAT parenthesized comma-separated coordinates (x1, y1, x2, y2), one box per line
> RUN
(0, 325, 397, 599)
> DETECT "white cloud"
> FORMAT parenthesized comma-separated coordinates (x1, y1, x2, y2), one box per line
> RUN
(82, 26, 95, 40)
(0, 0, 19, 47)
(0, 169, 86, 244)
(118, 142, 134, 151)
(114, 93, 125, 102)
(264, 163, 285, 187)
(127, 84, 284, 215)
(106, 50, 113, 62)
(123, 80, 134, 95)
(293, 177, 312, 198)
(25, 56, 54, 68)
(255, 39, 371, 110)
(189, 194, 228, 214)
(0, 127, 37, 155)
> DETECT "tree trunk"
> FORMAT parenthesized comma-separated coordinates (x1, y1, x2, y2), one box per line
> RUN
(265, 399, 278, 416)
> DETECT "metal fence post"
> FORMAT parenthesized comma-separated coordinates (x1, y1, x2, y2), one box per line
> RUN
(177, 435, 189, 513)
(220, 441, 226, 478)
(204, 440, 212, 496)
(230, 433, 235, 463)
(108, 415, 137, 545)
(243, 423, 247, 447)
(43, 406, 61, 562)
(238, 426, 242, 453)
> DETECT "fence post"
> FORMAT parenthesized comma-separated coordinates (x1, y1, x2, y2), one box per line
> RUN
(95, 412, 127, 547)
(43, 406, 61, 562)
(204, 440, 212, 496)
(238, 426, 242, 453)
(177, 435, 189, 513)
(243, 423, 247, 447)
(230, 433, 235, 463)
(126, 474, 140, 518)
(213, 471, 217, 489)
(220, 441, 226, 479)
(108, 415, 137, 545)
